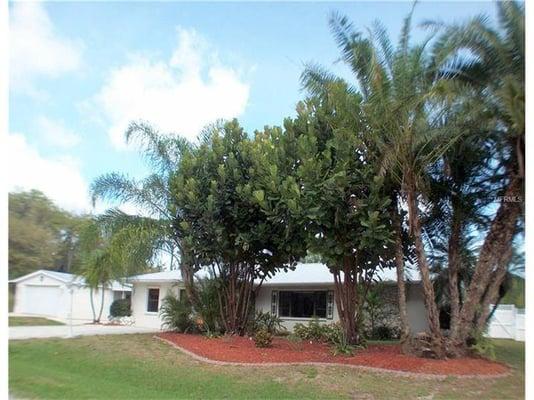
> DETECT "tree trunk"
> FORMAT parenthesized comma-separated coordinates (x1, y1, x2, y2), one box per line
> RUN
(217, 263, 255, 335)
(178, 243, 199, 307)
(475, 246, 513, 332)
(447, 211, 462, 333)
(90, 287, 97, 323)
(452, 176, 522, 345)
(391, 203, 411, 349)
(97, 285, 106, 323)
(332, 258, 360, 345)
(406, 188, 445, 358)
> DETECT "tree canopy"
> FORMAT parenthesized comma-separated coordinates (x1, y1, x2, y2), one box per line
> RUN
(9, 190, 87, 279)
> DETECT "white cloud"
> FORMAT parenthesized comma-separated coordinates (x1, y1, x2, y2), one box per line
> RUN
(36, 116, 81, 148)
(95, 27, 250, 149)
(7, 133, 89, 212)
(10, 1, 83, 97)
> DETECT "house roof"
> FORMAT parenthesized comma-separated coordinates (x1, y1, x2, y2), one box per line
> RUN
(9, 269, 132, 291)
(127, 263, 420, 285)
(258, 263, 417, 286)
(127, 269, 182, 283)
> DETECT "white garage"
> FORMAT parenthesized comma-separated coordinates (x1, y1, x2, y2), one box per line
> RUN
(9, 269, 132, 323)
(21, 285, 62, 316)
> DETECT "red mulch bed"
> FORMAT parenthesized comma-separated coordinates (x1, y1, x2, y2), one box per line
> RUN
(158, 333, 508, 376)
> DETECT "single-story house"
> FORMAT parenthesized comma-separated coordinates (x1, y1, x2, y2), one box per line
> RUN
(9, 269, 132, 322)
(128, 263, 429, 333)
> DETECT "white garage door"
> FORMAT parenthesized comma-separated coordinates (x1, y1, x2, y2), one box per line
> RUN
(22, 285, 62, 317)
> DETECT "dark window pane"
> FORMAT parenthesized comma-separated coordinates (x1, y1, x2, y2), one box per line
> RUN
(314, 291, 327, 318)
(279, 291, 291, 317)
(147, 288, 160, 312)
(278, 291, 327, 318)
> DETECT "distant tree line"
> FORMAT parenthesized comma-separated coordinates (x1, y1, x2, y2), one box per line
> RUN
(9, 190, 87, 279)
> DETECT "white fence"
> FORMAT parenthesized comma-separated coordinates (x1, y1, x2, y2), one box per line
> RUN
(486, 304, 525, 341)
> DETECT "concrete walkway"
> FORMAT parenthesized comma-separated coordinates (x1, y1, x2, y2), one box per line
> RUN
(9, 324, 160, 340)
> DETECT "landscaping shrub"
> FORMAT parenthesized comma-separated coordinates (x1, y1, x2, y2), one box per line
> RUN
(330, 330, 355, 356)
(370, 325, 400, 341)
(469, 331, 496, 360)
(293, 318, 335, 342)
(292, 319, 366, 356)
(248, 311, 285, 335)
(293, 323, 309, 340)
(109, 298, 131, 317)
(159, 295, 194, 332)
(194, 277, 224, 335)
(253, 327, 273, 348)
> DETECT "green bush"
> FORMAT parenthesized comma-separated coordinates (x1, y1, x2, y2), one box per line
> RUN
(254, 327, 273, 348)
(293, 323, 309, 340)
(159, 295, 194, 332)
(292, 319, 365, 356)
(370, 325, 399, 341)
(109, 298, 131, 317)
(249, 311, 285, 335)
(194, 278, 223, 334)
(293, 318, 336, 342)
(329, 326, 363, 356)
(469, 331, 496, 360)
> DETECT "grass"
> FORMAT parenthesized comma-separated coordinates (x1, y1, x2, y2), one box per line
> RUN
(9, 317, 65, 326)
(9, 335, 524, 400)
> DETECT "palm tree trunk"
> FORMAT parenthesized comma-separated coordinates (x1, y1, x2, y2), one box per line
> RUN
(391, 204, 411, 348)
(475, 246, 513, 332)
(453, 176, 522, 345)
(89, 287, 96, 323)
(447, 212, 462, 333)
(406, 188, 445, 357)
(97, 285, 106, 323)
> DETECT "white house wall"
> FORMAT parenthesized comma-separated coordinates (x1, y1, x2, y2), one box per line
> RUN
(131, 282, 184, 329)
(256, 283, 430, 334)
(69, 286, 117, 322)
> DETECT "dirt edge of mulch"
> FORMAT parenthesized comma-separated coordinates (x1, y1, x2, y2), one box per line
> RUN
(154, 335, 511, 380)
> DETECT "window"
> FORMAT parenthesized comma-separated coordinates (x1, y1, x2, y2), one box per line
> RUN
(278, 291, 328, 318)
(147, 288, 160, 312)
(271, 291, 278, 315)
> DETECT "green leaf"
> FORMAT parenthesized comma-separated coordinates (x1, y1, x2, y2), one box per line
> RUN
(253, 190, 265, 203)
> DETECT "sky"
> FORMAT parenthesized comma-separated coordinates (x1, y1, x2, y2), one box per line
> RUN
(8, 0, 498, 214)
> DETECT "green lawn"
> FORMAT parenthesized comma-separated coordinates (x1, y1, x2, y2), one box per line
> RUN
(9, 335, 524, 400)
(9, 317, 65, 326)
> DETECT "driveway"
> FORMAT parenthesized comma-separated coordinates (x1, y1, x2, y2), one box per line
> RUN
(9, 324, 160, 340)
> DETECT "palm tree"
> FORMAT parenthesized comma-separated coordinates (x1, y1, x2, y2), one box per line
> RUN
(428, 0, 524, 345)
(78, 219, 114, 323)
(302, 6, 459, 356)
(90, 122, 199, 303)
(82, 250, 113, 323)
(78, 216, 161, 323)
